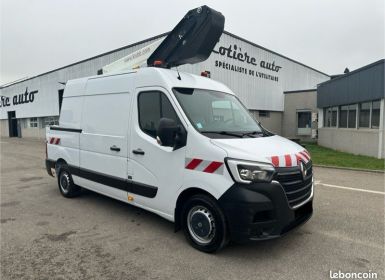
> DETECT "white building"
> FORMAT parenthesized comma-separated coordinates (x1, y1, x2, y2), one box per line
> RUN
(0, 31, 329, 139)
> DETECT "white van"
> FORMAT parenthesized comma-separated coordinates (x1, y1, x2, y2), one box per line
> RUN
(45, 67, 313, 252)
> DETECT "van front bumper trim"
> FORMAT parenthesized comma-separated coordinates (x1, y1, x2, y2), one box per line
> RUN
(218, 181, 313, 243)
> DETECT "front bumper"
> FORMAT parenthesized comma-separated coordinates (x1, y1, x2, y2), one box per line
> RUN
(218, 180, 313, 243)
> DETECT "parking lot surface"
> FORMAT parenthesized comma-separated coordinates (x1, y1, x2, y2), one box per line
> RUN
(1, 138, 384, 280)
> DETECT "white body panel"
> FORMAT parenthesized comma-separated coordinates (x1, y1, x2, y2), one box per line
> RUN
(46, 67, 307, 222)
(212, 135, 304, 163)
(129, 86, 186, 219)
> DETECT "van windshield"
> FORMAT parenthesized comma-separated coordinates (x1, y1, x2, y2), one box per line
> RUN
(173, 88, 264, 138)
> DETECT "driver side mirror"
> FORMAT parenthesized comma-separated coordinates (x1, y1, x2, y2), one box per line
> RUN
(157, 118, 187, 150)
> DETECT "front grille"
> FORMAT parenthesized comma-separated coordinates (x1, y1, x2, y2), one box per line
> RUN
(274, 162, 313, 208)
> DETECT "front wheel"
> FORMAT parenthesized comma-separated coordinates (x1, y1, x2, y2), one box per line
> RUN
(182, 194, 229, 253)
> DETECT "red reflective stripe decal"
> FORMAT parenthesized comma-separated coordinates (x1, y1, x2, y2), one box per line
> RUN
(185, 158, 203, 170)
(271, 156, 279, 167)
(296, 154, 302, 164)
(284, 154, 292, 167)
(203, 161, 223, 173)
(50, 138, 55, 144)
(55, 138, 60, 145)
(300, 151, 310, 161)
(297, 153, 307, 162)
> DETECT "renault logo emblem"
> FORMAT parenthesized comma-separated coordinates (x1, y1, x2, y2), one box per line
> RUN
(299, 161, 307, 179)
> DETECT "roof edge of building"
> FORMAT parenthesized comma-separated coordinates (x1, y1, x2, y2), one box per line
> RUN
(284, 89, 316, 94)
(317, 59, 385, 88)
(1, 30, 331, 89)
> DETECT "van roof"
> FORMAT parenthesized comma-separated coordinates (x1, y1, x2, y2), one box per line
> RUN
(64, 67, 233, 98)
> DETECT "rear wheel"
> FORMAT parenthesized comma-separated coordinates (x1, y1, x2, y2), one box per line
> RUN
(56, 163, 81, 198)
(182, 194, 229, 253)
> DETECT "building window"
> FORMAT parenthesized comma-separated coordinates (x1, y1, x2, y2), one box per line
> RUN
(348, 104, 357, 128)
(29, 117, 38, 128)
(44, 116, 59, 127)
(339, 104, 357, 128)
(371, 100, 380, 128)
(339, 105, 348, 128)
(326, 100, 381, 130)
(359, 102, 371, 128)
(331, 107, 338, 127)
(324, 107, 338, 127)
(324, 107, 331, 127)
(297, 111, 311, 135)
(258, 110, 270, 118)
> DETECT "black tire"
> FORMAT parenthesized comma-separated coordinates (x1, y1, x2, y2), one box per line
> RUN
(56, 163, 81, 198)
(181, 194, 229, 253)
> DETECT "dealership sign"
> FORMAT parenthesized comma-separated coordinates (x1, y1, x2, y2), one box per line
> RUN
(213, 44, 282, 82)
(0, 87, 38, 108)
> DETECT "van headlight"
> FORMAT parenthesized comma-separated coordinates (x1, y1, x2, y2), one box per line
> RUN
(225, 158, 276, 184)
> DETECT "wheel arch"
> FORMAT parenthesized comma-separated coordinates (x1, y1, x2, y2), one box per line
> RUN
(174, 187, 217, 232)
(55, 158, 68, 171)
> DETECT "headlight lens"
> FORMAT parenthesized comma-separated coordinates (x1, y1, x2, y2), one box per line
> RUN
(226, 158, 276, 184)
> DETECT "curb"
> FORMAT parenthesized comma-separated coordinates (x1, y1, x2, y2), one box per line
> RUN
(313, 164, 384, 174)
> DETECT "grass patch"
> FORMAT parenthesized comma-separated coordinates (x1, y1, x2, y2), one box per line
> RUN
(302, 143, 384, 171)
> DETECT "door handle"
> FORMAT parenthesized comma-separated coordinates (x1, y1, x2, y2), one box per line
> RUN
(110, 145, 121, 152)
(132, 148, 145, 155)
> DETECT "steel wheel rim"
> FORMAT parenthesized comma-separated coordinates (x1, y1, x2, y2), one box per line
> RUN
(187, 205, 216, 245)
(59, 172, 70, 194)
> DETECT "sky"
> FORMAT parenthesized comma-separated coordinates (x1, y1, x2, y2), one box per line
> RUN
(0, 0, 384, 85)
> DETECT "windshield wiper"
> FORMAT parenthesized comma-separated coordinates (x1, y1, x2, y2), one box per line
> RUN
(201, 131, 244, 138)
(241, 131, 265, 138)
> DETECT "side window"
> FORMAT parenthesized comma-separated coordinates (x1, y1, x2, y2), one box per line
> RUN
(161, 93, 179, 121)
(138, 91, 181, 138)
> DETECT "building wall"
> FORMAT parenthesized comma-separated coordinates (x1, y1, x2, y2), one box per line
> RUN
(318, 128, 380, 158)
(0, 118, 48, 139)
(381, 127, 384, 158)
(20, 124, 47, 139)
(318, 98, 384, 158)
(250, 110, 283, 135)
(282, 90, 317, 141)
(180, 32, 329, 111)
(0, 120, 9, 137)
(318, 101, 384, 159)
(381, 101, 385, 158)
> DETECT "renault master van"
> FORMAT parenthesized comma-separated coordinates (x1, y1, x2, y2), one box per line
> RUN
(45, 6, 313, 252)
